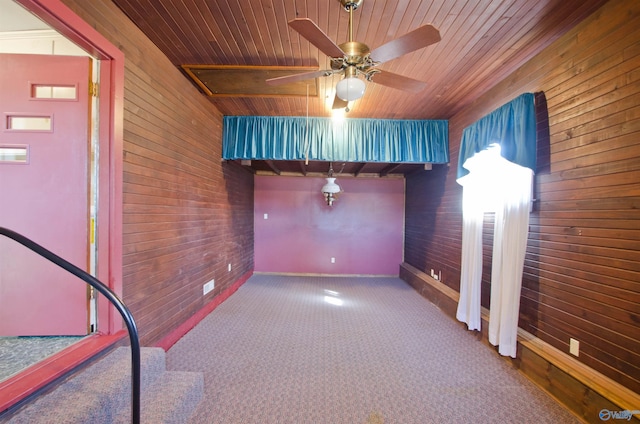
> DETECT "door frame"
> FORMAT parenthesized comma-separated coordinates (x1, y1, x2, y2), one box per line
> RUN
(0, 0, 124, 411)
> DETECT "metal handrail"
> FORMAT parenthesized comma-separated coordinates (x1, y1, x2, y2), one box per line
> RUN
(0, 227, 140, 424)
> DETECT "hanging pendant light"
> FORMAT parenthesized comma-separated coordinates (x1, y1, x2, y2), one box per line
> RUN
(321, 164, 341, 206)
(322, 177, 341, 206)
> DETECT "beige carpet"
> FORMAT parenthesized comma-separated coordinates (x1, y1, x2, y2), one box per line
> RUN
(166, 274, 579, 423)
(0, 336, 83, 381)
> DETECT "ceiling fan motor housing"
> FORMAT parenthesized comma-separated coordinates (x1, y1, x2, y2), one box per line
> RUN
(339, 41, 370, 67)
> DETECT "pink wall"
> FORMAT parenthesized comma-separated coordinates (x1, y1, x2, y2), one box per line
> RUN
(255, 175, 404, 275)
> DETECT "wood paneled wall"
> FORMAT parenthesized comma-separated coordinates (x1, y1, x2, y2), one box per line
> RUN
(405, 0, 640, 395)
(61, 0, 254, 346)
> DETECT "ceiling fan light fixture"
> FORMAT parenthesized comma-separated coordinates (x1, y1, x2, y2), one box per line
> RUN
(336, 75, 365, 101)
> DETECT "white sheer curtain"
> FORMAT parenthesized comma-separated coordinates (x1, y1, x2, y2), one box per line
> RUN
(488, 163, 533, 357)
(456, 183, 484, 331)
(456, 145, 534, 357)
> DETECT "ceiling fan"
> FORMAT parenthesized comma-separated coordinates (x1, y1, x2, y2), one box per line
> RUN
(266, 0, 441, 110)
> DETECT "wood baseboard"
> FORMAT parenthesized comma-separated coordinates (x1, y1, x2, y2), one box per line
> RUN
(399, 262, 640, 423)
(253, 272, 399, 277)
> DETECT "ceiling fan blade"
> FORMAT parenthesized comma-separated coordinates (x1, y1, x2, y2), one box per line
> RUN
(369, 70, 427, 92)
(289, 18, 345, 58)
(369, 24, 441, 63)
(266, 70, 331, 86)
(332, 93, 348, 110)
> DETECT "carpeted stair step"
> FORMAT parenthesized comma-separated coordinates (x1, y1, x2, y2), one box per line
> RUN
(135, 371, 204, 424)
(2, 347, 203, 423)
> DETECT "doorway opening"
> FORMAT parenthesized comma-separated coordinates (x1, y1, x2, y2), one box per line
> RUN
(0, 0, 124, 411)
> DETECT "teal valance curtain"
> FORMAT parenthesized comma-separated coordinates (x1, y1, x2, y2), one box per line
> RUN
(457, 93, 536, 180)
(223, 116, 449, 163)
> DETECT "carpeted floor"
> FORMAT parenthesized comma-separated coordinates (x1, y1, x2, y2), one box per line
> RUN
(0, 336, 83, 382)
(166, 274, 580, 423)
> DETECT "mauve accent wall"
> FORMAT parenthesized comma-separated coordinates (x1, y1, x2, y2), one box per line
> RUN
(255, 175, 404, 275)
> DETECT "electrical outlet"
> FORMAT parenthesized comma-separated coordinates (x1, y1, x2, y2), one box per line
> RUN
(203, 279, 214, 295)
(569, 338, 579, 356)
(331, 257, 336, 263)
(263, 213, 268, 219)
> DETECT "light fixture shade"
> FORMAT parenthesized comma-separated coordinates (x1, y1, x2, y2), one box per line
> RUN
(322, 177, 341, 206)
(336, 76, 365, 101)
(321, 177, 341, 194)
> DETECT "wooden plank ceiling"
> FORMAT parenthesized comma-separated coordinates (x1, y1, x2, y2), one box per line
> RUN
(111, 0, 608, 176)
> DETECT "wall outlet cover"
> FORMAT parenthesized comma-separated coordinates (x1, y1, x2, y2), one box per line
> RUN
(203, 279, 215, 295)
(569, 338, 579, 356)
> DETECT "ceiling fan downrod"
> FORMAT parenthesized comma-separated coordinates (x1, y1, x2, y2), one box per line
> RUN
(339, 0, 363, 43)
(336, 0, 370, 73)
